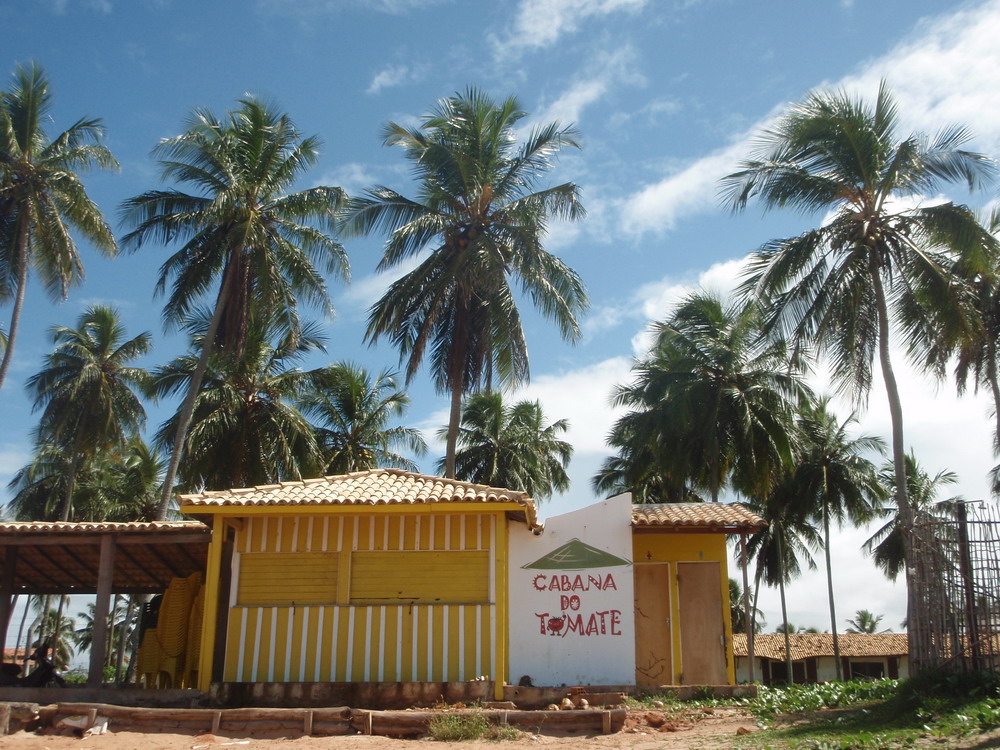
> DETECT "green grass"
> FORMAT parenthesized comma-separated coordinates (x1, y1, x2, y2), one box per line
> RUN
(427, 712, 521, 742)
(734, 671, 1000, 749)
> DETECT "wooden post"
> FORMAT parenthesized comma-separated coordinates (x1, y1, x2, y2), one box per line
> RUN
(197, 516, 226, 692)
(88, 535, 116, 686)
(740, 534, 754, 684)
(0, 547, 18, 651)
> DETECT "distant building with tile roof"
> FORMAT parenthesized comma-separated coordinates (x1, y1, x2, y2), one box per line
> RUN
(733, 633, 909, 684)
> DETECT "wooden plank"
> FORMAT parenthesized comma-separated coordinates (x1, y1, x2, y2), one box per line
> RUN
(0, 547, 17, 644)
(677, 562, 727, 684)
(88, 535, 116, 686)
(634, 563, 672, 686)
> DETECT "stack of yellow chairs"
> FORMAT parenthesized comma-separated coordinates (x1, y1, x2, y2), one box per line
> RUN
(136, 572, 203, 688)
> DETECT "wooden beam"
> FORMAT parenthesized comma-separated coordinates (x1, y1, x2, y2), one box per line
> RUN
(88, 535, 116, 686)
(0, 547, 17, 647)
(0, 532, 210, 547)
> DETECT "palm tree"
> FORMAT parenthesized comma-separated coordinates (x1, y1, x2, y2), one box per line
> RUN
(438, 391, 572, 499)
(151, 310, 324, 492)
(746, 483, 822, 684)
(927, 208, 1000, 459)
(791, 397, 884, 678)
(298, 363, 426, 474)
(342, 87, 587, 478)
(0, 62, 119, 390)
(863, 452, 959, 581)
(26, 305, 151, 521)
(729, 578, 765, 634)
(724, 83, 997, 672)
(8, 436, 161, 522)
(845, 609, 888, 633)
(121, 97, 348, 517)
(774, 622, 821, 634)
(605, 292, 807, 503)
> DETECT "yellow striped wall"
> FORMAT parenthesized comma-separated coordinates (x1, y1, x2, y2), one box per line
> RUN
(222, 512, 499, 685)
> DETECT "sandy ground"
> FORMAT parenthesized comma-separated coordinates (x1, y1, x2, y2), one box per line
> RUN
(1, 709, 758, 750)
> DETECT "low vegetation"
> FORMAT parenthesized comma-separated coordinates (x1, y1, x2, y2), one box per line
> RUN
(735, 671, 1000, 749)
(427, 712, 521, 742)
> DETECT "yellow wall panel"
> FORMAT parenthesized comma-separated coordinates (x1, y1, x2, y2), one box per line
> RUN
(237, 553, 338, 606)
(223, 511, 500, 684)
(350, 550, 489, 604)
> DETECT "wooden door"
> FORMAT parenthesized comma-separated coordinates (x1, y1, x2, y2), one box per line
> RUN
(677, 562, 727, 684)
(634, 563, 672, 686)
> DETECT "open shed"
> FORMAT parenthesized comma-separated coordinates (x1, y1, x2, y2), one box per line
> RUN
(0, 521, 211, 684)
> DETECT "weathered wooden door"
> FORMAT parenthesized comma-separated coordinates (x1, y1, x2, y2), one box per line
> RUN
(634, 563, 672, 686)
(677, 562, 727, 684)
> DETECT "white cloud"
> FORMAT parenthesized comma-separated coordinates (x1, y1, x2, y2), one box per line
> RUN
(367, 64, 424, 95)
(619, 0, 1000, 237)
(492, 0, 648, 59)
(320, 162, 380, 197)
(48, 0, 112, 12)
(255, 0, 440, 15)
(530, 46, 645, 129)
(341, 251, 428, 312)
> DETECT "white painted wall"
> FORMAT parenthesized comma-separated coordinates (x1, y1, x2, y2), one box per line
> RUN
(507, 494, 636, 686)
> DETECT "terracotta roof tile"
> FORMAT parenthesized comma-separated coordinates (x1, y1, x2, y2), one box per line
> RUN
(0, 520, 208, 534)
(179, 469, 540, 529)
(732, 633, 909, 660)
(631, 503, 765, 532)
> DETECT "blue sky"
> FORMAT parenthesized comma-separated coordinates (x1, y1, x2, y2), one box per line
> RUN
(2, 0, 999, 639)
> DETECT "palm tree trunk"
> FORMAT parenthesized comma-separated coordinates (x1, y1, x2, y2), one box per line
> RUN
(0, 222, 30, 391)
(59, 433, 86, 522)
(114, 595, 134, 684)
(443, 312, 470, 480)
(823, 500, 843, 680)
(775, 527, 793, 684)
(869, 263, 917, 670)
(14, 594, 30, 664)
(445, 380, 462, 479)
(51, 594, 66, 670)
(156, 268, 235, 519)
(988, 341, 1000, 456)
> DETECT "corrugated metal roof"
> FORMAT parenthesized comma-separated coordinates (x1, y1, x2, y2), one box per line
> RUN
(631, 503, 765, 532)
(179, 469, 540, 529)
(733, 633, 909, 660)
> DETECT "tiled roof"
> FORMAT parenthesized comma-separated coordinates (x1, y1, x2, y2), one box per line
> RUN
(0, 520, 208, 534)
(179, 469, 540, 529)
(631, 503, 765, 532)
(733, 633, 909, 660)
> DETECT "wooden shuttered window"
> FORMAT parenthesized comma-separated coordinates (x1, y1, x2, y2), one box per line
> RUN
(350, 550, 490, 604)
(236, 552, 339, 606)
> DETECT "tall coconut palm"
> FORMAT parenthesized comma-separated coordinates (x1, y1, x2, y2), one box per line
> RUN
(791, 397, 884, 678)
(121, 98, 348, 517)
(926, 208, 1000, 458)
(729, 578, 765, 634)
(607, 292, 808, 503)
(845, 609, 888, 633)
(0, 62, 119, 390)
(863, 452, 959, 581)
(298, 362, 426, 474)
(437, 390, 572, 499)
(26, 305, 151, 521)
(723, 83, 997, 671)
(745, 484, 822, 683)
(151, 310, 324, 492)
(341, 88, 587, 478)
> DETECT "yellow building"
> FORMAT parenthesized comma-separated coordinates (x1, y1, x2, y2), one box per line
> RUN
(180, 469, 539, 696)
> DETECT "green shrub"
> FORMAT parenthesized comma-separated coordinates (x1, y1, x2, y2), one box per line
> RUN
(427, 712, 520, 742)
